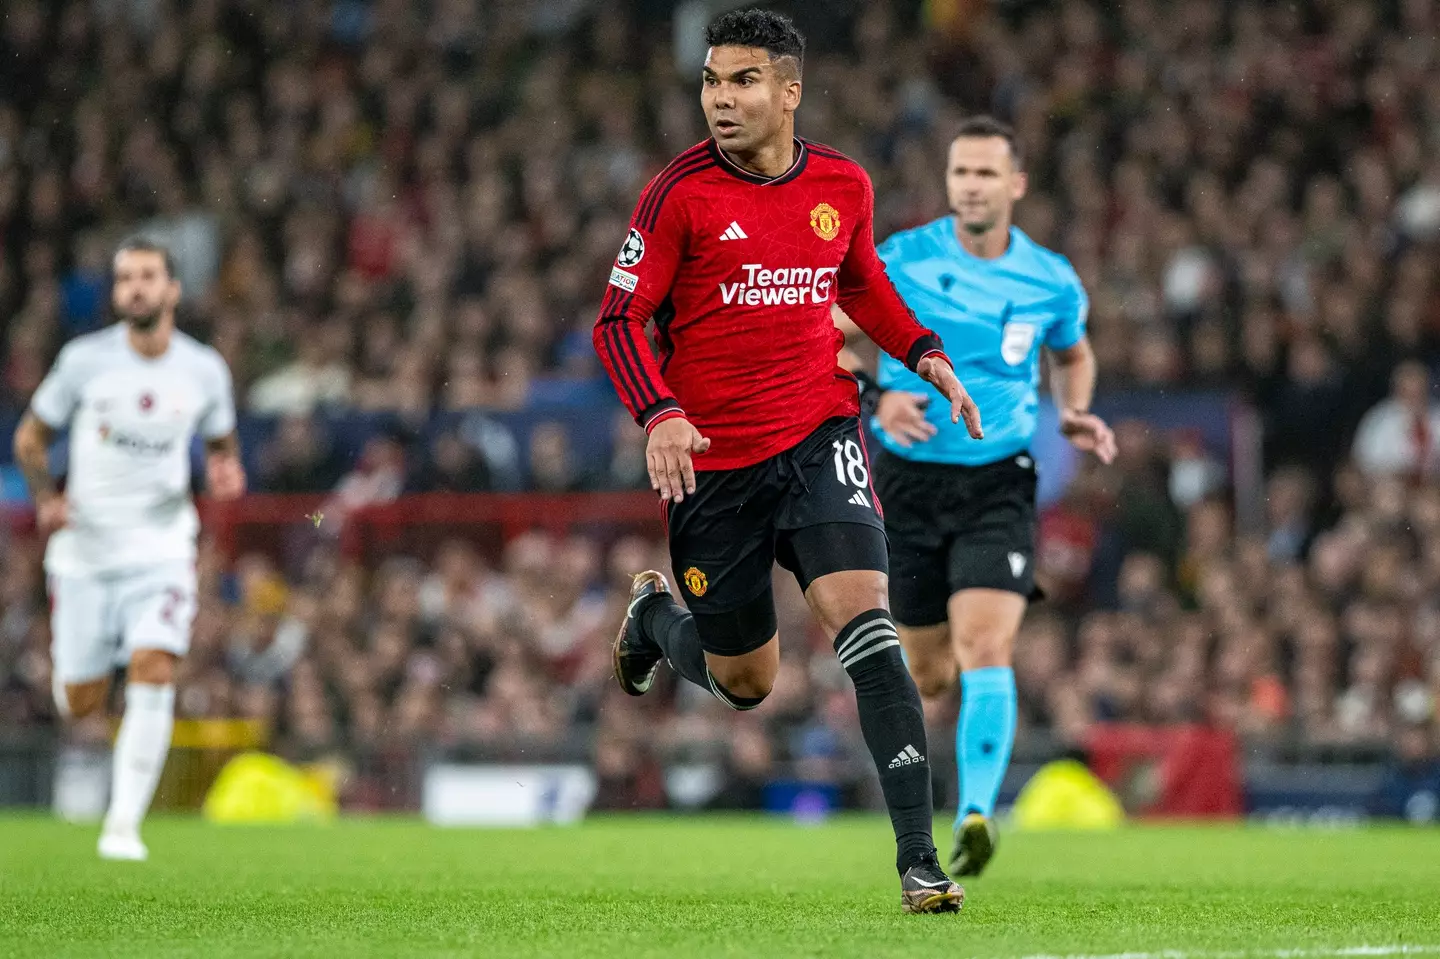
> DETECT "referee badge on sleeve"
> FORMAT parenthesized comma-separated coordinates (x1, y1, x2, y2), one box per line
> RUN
(1000, 322, 1038, 365)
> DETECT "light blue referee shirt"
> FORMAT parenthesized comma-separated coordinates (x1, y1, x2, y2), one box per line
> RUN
(876, 219, 1088, 466)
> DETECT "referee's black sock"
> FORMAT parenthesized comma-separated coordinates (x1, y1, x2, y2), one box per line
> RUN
(642, 597, 763, 710)
(834, 608, 937, 875)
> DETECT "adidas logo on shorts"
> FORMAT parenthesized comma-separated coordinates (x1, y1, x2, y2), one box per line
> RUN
(888, 744, 924, 769)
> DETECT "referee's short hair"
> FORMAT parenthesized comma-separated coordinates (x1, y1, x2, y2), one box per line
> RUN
(954, 116, 1022, 170)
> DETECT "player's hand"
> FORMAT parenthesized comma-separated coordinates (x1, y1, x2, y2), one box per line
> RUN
(1060, 409, 1117, 464)
(876, 391, 936, 448)
(916, 355, 983, 440)
(206, 453, 248, 501)
(34, 491, 67, 534)
(647, 417, 711, 503)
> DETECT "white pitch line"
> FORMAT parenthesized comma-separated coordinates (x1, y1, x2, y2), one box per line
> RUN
(1013, 946, 1440, 959)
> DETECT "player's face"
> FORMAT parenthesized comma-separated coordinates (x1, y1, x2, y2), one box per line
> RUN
(946, 136, 1027, 235)
(701, 46, 800, 154)
(111, 250, 180, 331)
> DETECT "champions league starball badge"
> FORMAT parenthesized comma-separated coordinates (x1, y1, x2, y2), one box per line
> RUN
(617, 229, 645, 267)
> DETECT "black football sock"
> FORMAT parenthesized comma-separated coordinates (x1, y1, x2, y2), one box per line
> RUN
(642, 596, 763, 710)
(834, 608, 937, 874)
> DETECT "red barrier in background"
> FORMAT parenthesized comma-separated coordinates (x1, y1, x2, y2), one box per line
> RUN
(199, 491, 666, 561)
(4, 492, 666, 562)
(1085, 723, 1243, 818)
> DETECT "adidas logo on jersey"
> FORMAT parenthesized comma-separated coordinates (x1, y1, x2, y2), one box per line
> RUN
(719, 221, 748, 241)
(889, 745, 924, 768)
(848, 490, 871, 508)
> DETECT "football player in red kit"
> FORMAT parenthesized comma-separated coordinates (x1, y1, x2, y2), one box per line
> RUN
(593, 9, 981, 913)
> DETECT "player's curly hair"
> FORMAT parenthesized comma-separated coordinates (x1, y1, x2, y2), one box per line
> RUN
(704, 9, 805, 76)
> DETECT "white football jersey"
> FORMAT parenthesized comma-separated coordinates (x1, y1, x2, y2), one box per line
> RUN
(30, 324, 236, 576)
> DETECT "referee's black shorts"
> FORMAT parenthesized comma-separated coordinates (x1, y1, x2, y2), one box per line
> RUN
(874, 448, 1039, 628)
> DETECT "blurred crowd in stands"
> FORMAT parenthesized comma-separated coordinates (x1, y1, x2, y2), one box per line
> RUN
(2, 0, 1440, 799)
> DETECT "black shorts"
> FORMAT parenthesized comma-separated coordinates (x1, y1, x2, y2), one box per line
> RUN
(874, 449, 1039, 628)
(666, 416, 888, 656)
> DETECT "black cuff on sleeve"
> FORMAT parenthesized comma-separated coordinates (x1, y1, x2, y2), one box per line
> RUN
(637, 398, 684, 431)
(904, 333, 945, 371)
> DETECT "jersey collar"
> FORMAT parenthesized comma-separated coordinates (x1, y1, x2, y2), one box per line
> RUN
(945, 219, 1022, 266)
(708, 137, 808, 186)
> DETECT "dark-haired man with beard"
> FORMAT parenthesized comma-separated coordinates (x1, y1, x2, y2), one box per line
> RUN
(13, 237, 244, 861)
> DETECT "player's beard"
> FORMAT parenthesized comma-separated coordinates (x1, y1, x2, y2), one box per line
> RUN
(122, 305, 164, 332)
(960, 215, 997, 236)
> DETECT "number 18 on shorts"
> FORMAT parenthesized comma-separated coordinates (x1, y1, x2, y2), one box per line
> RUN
(831, 434, 879, 510)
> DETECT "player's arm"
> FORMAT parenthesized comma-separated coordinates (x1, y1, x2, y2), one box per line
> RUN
(204, 432, 246, 499)
(836, 173, 982, 439)
(18, 344, 83, 532)
(592, 181, 709, 503)
(13, 413, 56, 499)
(1047, 337, 1097, 415)
(13, 412, 66, 531)
(1045, 283, 1115, 464)
(202, 359, 247, 500)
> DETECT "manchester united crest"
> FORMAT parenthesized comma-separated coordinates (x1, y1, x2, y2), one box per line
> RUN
(810, 202, 840, 241)
(683, 567, 708, 597)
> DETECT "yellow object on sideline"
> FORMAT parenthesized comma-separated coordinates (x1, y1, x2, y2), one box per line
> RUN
(171, 719, 268, 749)
(108, 718, 268, 749)
(202, 752, 338, 824)
(1011, 758, 1126, 831)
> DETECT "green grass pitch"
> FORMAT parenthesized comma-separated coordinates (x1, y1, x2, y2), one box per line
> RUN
(2, 815, 1439, 958)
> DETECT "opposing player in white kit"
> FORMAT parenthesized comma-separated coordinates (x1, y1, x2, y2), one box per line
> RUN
(12, 238, 245, 861)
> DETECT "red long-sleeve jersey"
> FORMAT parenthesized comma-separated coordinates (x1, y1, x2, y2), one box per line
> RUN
(594, 137, 948, 471)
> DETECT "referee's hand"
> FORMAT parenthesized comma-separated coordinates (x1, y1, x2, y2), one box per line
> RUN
(917, 355, 983, 440)
(1060, 409, 1117, 464)
(876, 391, 936, 448)
(647, 417, 711, 503)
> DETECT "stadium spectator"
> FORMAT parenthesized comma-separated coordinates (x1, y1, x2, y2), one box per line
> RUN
(1372, 723, 1440, 823)
(0, 0, 1428, 429)
(316, 432, 409, 538)
(1353, 361, 1440, 480)
(413, 430, 493, 493)
(255, 415, 345, 494)
(246, 336, 352, 417)
(527, 422, 595, 493)
(704, 720, 776, 811)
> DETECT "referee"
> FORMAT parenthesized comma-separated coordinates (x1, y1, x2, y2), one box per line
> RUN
(861, 116, 1116, 876)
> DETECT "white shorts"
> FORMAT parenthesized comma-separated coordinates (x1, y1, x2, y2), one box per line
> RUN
(47, 562, 198, 685)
